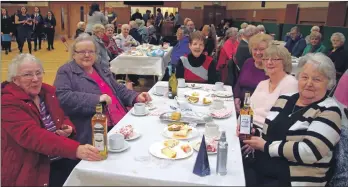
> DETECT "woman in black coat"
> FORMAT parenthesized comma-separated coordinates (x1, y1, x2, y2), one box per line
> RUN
(44, 11, 56, 51)
(31, 7, 44, 51)
(15, 6, 33, 54)
(1, 8, 13, 54)
(327, 32, 348, 81)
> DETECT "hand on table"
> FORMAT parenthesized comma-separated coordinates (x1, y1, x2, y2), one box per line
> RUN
(76, 144, 103, 161)
(135, 92, 152, 103)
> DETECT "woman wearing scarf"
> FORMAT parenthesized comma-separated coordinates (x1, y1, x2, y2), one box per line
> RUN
(302, 32, 326, 56)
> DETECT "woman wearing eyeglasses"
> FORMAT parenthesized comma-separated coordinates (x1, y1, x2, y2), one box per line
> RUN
(1, 54, 103, 186)
(54, 33, 151, 147)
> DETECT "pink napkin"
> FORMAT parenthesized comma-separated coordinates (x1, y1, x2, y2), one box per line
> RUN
(210, 109, 233, 118)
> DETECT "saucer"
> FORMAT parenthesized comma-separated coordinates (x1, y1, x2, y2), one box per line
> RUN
(108, 141, 130, 153)
(153, 91, 165, 96)
(131, 109, 149, 116)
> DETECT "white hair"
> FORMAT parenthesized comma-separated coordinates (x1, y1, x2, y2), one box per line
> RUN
(311, 26, 320, 32)
(70, 33, 99, 61)
(331, 32, 346, 44)
(244, 25, 259, 38)
(129, 21, 138, 29)
(296, 53, 336, 90)
(257, 24, 265, 32)
(105, 24, 115, 30)
(225, 27, 238, 39)
(241, 22, 248, 29)
(7, 54, 44, 82)
(121, 24, 130, 30)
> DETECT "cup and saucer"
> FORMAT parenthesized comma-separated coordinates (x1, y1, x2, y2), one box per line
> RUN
(152, 85, 167, 96)
(108, 133, 130, 153)
(178, 78, 187, 88)
(131, 103, 149, 116)
(212, 82, 225, 91)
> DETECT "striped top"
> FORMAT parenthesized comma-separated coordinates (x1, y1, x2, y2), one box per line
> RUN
(259, 93, 341, 186)
(39, 99, 61, 161)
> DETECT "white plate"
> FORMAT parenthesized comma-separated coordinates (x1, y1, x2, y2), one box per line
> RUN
(212, 88, 226, 91)
(162, 126, 199, 140)
(184, 90, 210, 98)
(109, 141, 130, 153)
(131, 108, 149, 116)
(187, 83, 202, 89)
(213, 91, 233, 98)
(149, 140, 193, 160)
(187, 96, 212, 106)
(152, 91, 164, 96)
(191, 139, 217, 154)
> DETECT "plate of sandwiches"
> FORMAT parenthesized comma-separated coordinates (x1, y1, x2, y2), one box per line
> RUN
(162, 122, 199, 140)
(149, 139, 193, 160)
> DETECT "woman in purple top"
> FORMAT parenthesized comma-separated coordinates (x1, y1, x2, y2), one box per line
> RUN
(233, 33, 272, 113)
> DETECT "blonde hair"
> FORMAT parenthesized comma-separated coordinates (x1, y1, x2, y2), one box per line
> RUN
(241, 22, 248, 29)
(309, 31, 322, 40)
(184, 18, 191, 26)
(76, 21, 85, 29)
(248, 33, 273, 53)
(92, 24, 105, 34)
(263, 44, 292, 74)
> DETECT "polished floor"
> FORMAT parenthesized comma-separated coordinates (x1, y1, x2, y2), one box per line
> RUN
(1, 39, 154, 91)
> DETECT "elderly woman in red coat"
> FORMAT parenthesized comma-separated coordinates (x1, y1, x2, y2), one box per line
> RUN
(1, 54, 102, 186)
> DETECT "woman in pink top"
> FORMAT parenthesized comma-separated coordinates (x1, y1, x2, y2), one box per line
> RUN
(250, 44, 298, 129)
(217, 27, 239, 83)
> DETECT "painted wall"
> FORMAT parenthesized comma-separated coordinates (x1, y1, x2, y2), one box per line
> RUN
(227, 1, 330, 10)
(181, 1, 228, 9)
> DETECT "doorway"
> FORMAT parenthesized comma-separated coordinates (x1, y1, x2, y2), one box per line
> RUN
(203, 5, 226, 26)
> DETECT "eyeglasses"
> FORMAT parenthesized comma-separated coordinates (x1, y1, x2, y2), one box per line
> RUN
(18, 70, 44, 80)
(74, 50, 96, 55)
(262, 58, 282, 63)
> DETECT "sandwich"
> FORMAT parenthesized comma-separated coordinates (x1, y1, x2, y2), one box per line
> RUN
(161, 147, 177, 158)
(203, 97, 211, 104)
(170, 112, 181, 121)
(188, 96, 199, 103)
(164, 139, 179, 148)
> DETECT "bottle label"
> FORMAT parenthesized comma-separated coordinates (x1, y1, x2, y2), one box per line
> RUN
(240, 115, 251, 134)
(93, 123, 105, 151)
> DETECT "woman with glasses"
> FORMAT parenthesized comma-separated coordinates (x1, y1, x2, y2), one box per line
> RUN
(102, 24, 123, 60)
(54, 33, 151, 147)
(1, 54, 103, 186)
(234, 33, 272, 113)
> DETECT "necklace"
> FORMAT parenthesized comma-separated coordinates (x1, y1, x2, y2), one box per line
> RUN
(288, 104, 308, 117)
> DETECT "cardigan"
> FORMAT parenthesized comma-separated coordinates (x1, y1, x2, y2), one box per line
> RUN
(302, 44, 326, 56)
(257, 93, 341, 186)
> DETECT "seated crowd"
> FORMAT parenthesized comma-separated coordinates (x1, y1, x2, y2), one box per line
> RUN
(1, 3, 348, 187)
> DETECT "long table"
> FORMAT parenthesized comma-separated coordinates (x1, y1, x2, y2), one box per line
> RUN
(110, 47, 173, 80)
(64, 81, 245, 186)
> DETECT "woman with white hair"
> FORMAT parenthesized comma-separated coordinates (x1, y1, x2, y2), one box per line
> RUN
(115, 24, 139, 51)
(129, 20, 142, 44)
(327, 32, 348, 80)
(257, 24, 265, 34)
(305, 25, 320, 44)
(136, 19, 149, 43)
(146, 19, 157, 44)
(302, 32, 326, 56)
(237, 28, 244, 42)
(241, 22, 248, 29)
(75, 21, 86, 39)
(242, 52, 341, 186)
(217, 27, 239, 83)
(92, 24, 110, 67)
(1, 54, 102, 186)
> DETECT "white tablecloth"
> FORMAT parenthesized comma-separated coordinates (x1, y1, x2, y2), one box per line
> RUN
(291, 57, 299, 75)
(110, 47, 173, 79)
(64, 82, 245, 186)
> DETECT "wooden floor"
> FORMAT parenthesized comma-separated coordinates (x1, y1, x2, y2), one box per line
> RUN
(1, 39, 155, 92)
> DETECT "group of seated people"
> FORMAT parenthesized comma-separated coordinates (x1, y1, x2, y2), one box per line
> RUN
(1, 16, 348, 187)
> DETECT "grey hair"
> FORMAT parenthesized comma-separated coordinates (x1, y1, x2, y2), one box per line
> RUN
(244, 25, 259, 38)
(70, 33, 99, 61)
(331, 32, 345, 44)
(121, 24, 130, 30)
(92, 24, 105, 34)
(296, 53, 336, 90)
(105, 24, 115, 30)
(129, 21, 138, 29)
(241, 22, 248, 29)
(225, 27, 238, 40)
(7, 53, 44, 82)
(257, 24, 265, 32)
(311, 26, 320, 32)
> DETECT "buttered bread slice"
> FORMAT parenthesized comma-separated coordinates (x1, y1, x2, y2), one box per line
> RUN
(164, 139, 179, 148)
(161, 147, 177, 158)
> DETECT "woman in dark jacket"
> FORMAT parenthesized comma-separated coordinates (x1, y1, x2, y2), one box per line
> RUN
(1, 8, 13, 54)
(327, 32, 348, 81)
(44, 11, 56, 51)
(176, 31, 218, 84)
(201, 24, 217, 56)
(15, 6, 32, 54)
(31, 6, 44, 51)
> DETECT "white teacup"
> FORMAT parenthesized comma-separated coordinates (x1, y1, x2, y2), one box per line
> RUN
(154, 86, 167, 95)
(109, 133, 125, 150)
(175, 96, 190, 110)
(212, 100, 224, 110)
(215, 82, 224, 91)
(205, 123, 220, 138)
(178, 78, 186, 88)
(134, 103, 146, 115)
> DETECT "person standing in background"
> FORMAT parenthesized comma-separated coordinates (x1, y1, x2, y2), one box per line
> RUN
(106, 6, 117, 33)
(131, 8, 142, 21)
(85, 3, 108, 35)
(15, 6, 33, 54)
(143, 10, 151, 24)
(173, 12, 181, 33)
(11, 9, 21, 50)
(155, 8, 163, 34)
(31, 7, 44, 51)
(44, 11, 56, 51)
(1, 8, 13, 55)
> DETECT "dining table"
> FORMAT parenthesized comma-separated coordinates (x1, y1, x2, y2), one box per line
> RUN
(63, 81, 245, 186)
